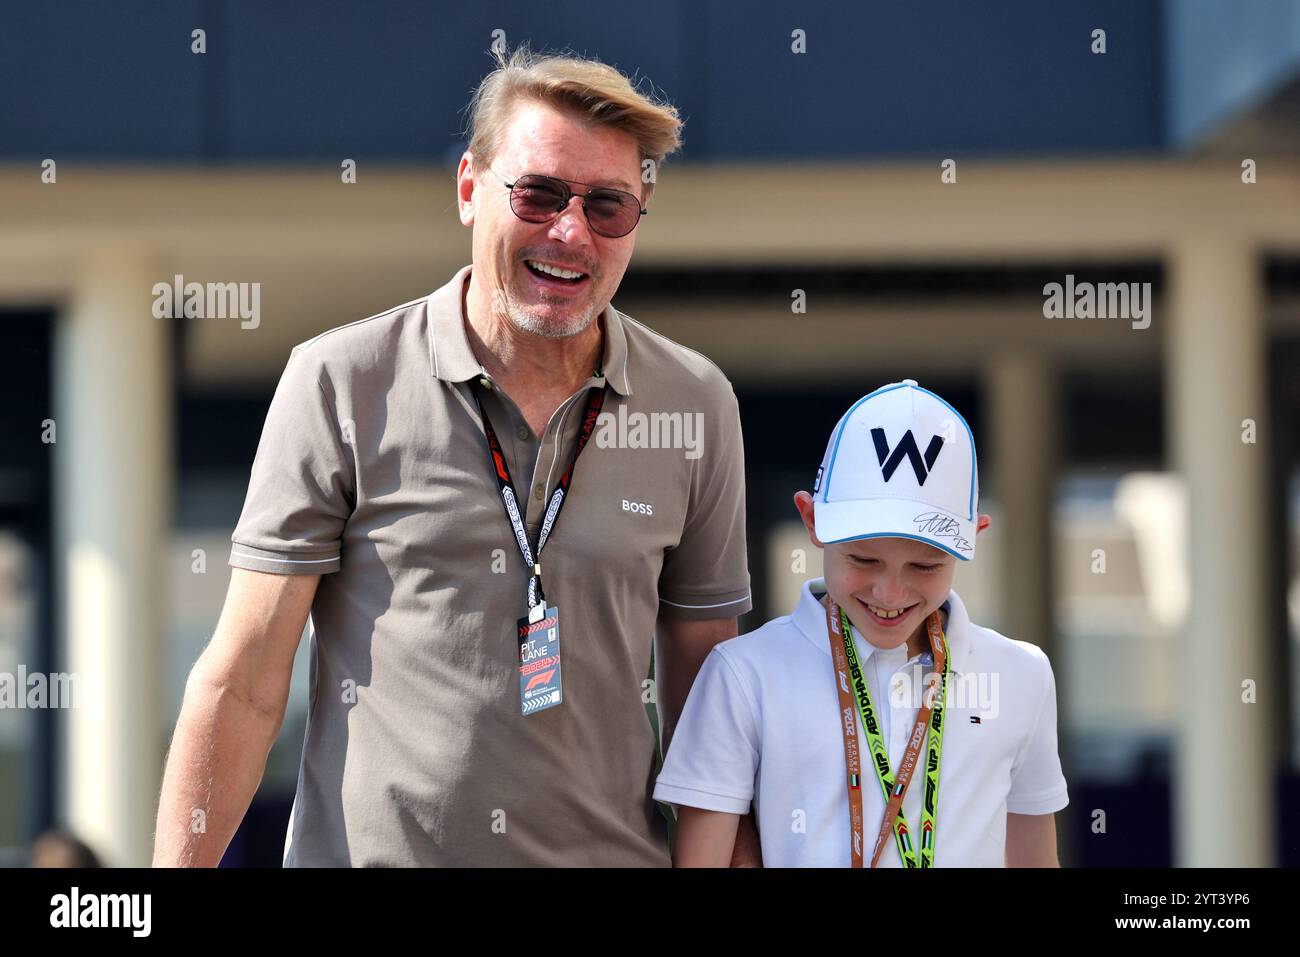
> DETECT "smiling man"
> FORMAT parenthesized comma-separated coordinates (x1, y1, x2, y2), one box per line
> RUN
(153, 45, 755, 867)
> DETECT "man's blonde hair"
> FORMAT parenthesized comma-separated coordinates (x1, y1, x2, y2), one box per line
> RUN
(463, 43, 684, 190)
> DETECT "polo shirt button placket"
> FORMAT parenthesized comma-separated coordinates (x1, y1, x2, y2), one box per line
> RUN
(533, 483, 544, 502)
(890, 663, 909, 771)
(891, 673, 907, 703)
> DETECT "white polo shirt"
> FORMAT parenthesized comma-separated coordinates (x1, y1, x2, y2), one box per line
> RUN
(654, 578, 1068, 867)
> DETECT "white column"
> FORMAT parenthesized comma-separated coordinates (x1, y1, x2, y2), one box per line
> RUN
(55, 245, 170, 867)
(984, 352, 1066, 856)
(986, 353, 1058, 655)
(1167, 238, 1271, 866)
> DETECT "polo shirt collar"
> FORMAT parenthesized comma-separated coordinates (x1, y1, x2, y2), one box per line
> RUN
(427, 263, 632, 396)
(792, 577, 971, 676)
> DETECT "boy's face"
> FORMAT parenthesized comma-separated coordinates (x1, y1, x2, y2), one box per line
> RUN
(793, 490, 989, 651)
(822, 537, 956, 650)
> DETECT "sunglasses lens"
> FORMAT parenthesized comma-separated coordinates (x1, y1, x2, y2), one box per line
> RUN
(510, 176, 567, 222)
(585, 191, 641, 238)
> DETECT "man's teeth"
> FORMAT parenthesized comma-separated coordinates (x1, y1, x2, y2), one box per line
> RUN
(867, 604, 911, 619)
(527, 260, 585, 280)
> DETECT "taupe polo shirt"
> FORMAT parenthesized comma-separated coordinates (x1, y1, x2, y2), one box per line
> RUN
(228, 264, 751, 866)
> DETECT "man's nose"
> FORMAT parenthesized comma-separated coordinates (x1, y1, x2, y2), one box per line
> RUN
(548, 195, 594, 245)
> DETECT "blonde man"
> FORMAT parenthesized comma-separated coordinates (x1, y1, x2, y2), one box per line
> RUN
(155, 45, 756, 867)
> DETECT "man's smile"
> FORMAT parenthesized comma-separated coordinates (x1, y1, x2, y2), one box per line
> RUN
(521, 258, 593, 294)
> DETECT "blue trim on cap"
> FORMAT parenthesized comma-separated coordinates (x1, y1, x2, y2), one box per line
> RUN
(820, 530, 973, 561)
(822, 383, 906, 504)
(821, 382, 978, 521)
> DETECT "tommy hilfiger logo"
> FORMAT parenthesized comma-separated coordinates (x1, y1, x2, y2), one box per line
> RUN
(871, 429, 944, 485)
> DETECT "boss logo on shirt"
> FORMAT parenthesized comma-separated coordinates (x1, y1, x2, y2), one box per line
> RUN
(622, 499, 654, 516)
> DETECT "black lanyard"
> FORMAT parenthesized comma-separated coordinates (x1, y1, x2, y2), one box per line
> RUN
(471, 381, 607, 614)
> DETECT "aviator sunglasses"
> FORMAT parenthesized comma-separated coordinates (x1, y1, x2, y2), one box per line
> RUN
(490, 166, 647, 239)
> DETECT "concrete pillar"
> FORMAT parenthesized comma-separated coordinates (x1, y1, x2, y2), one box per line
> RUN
(986, 354, 1058, 654)
(55, 245, 170, 866)
(985, 354, 1066, 858)
(1167, 238, 1271, 866)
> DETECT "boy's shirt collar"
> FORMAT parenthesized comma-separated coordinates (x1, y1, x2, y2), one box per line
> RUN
(795, 577, 972, 676)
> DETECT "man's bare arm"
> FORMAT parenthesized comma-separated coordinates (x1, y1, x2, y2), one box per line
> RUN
(655, 614, 737, 756)
(152, 568, 319, 867)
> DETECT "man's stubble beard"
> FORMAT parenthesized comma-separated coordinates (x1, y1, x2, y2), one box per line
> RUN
(498, 282, 601, 340)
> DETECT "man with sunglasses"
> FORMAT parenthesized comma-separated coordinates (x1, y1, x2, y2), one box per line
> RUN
(154, 45, 757, 867)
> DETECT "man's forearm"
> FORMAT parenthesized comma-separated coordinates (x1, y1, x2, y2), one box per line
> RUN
(656, 650, 704, 757)
(152, 671, 283, 867)
(656, 616, 738, 755)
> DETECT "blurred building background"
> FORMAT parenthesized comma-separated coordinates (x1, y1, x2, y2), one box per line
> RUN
(2, 0, 1299, 867)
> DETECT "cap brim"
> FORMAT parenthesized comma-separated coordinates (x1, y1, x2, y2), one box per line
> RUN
(814, 498, 976, 560)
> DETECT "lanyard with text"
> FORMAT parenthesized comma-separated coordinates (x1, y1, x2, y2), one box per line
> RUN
(826, 599, 949, 868)
(473, 381, 607, 716)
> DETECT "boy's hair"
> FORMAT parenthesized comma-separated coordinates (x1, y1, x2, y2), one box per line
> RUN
(462, 43, 684, 192)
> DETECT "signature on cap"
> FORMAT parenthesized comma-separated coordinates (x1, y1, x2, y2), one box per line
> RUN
(913, 512, 972, 553)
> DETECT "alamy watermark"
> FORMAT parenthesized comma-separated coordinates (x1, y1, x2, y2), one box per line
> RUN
(594, 405, 704, 460)
(889, 664, 1000, 718)
(0, 668, 84, 709)
(152, 274, 260, 329)
(1042, 274, 1151, 330)
(50, 887, 150, 937)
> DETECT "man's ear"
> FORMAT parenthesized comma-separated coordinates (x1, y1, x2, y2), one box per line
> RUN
(976, 513, 991, 534)
(793, 491, 825, 548)
(456, 152, 477, 226)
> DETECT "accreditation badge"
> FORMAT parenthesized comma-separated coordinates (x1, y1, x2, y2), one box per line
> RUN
(518, 605, 562, 715)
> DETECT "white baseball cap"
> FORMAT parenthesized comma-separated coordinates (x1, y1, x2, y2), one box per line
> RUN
(812, 379, 980, 560)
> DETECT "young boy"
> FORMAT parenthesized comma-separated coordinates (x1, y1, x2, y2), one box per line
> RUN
(654, 379, 1068, 867)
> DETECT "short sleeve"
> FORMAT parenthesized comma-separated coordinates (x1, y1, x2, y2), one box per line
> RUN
(1005, 650, 1069, 815)
(228, 345, 356, 575)
(653, 645, 759, 814)
(657, 378, 751, 620)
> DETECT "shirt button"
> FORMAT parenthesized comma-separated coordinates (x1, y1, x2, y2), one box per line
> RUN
(533, 483, 544, 501)
(517, 425, 531, 441)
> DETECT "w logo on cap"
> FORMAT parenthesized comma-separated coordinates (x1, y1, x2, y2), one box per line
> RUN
(871, 428, 944, 485)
